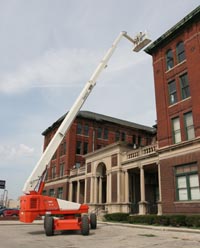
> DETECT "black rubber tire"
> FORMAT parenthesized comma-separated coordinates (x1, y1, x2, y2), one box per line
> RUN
(81, 215, 89, 236)
(90, 213, 97, 229)
(44, 215, 47, 230)
(45, 216, 54, 236)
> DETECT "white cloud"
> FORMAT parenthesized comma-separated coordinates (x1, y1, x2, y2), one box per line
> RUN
(0, 143, 34, 160)
(0, 48, 101, 94)
(0, 42, 149, 95)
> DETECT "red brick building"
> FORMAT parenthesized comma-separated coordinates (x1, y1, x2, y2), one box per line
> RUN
(42, 110, 156, 201)
(145, 6, 200, 214)
(42, 6, 200, 216)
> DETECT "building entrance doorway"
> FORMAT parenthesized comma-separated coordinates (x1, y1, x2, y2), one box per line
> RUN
(96, 162, 107, 204)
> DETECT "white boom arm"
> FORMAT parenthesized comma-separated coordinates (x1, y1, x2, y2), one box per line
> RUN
(23, 31, 151, 194)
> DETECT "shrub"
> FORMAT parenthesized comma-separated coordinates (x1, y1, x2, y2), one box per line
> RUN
(185, 215, 200, 228)
(104, 213, 200, 229)
(128, 215, 156, 225)
(154, 215, 170, 226)
(104, 213, 129, 222)
(168, 215, 186, 227)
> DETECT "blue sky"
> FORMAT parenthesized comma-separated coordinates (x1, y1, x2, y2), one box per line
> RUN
(0, 0, 199, 200)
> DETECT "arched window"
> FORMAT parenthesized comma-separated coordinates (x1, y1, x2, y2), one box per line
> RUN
(176, 41, 185, 63)
(166, 49, 174, 70)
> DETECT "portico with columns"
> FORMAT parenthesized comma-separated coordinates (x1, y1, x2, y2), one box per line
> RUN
(69, 141, 162, 215)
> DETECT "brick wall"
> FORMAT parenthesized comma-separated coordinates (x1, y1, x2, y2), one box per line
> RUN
(160, 151, 200, 214)
(152, 19, 200, 148)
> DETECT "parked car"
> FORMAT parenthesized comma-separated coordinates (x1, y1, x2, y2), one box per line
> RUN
(3, 208, 19, 217)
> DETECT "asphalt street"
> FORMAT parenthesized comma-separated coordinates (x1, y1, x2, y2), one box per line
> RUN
(0, 221, 200, 248)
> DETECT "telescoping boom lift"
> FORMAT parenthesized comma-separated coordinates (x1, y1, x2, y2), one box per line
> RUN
(19, 31, 151, 236)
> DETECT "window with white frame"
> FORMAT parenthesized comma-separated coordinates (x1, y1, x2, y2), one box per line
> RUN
(166, 49, 174, 70)
(57, 187, 63, 199)
(180, 73, 190, 100)
(176, 41, 186, 63)
(175, 164, 200, 201)
(59, 163, 64, 177)
(49, 188, 55, 197)
(172, 117, 181, 143)
(168, 80, 177, 105)
(51, 165, 56, 179)
(184, 111, 195, 140)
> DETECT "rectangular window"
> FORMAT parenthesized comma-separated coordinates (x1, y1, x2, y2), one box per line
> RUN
(77, 123, 82, 135)
(60, 141, 66, 156)
(51, 165, 56, 179)
(177, 176, 188, 200)
(184, 112, 195, 140)
(176, 164, 200, 201)
(59, 163, 64, 177)
(176, 41, 186, 63)
(166, 49, 174, 70)
(121, 132, 126, 141)
(104, 128, 109, 140)
(172, 117, 181, 143)
(132, 135, 137, 145)
(84, 124, 89, 136)
(115, 131, 120, 141)
(83, 142, 88, 155)
(42, 190, 47, 195)
(75, 162, 81, 169)
(168, 80, 177, 105)
(138, 136, 141, 146)
(97, 127, 102, 139)
(57, 187, 63, 199)
(76, 141, 82, 154)
(49, 189, 55, 197)
(180, 73, 190, 100)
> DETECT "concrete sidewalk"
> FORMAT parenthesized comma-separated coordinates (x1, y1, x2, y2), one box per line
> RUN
(1, 219, 200, 234)
(0, 220, 43, 225)
(101, 221, 200, 234)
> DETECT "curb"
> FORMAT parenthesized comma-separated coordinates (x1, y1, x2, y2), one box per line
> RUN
(98, 221, 200, 234)
(1, 220, 200, 234)
(0, 220, 43, 225)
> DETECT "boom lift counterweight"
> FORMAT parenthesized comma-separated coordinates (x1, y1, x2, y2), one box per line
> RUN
(19, 31, 151, 236)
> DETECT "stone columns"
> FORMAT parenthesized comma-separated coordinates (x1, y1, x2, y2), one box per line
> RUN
(139, 166, 147, 215)
(106, 172, 111, 203)
(124, 170, 129, 203)
(69, 182, 72, 201)
(94, 176, 98, 203)
(77, 180, 80, 203)
(99, 176, 102, 204)
(90, 176, 94, 203)
(84, 178, 87, 203)
(117, 171, 121, 202)
(157, 162, 163, 215)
